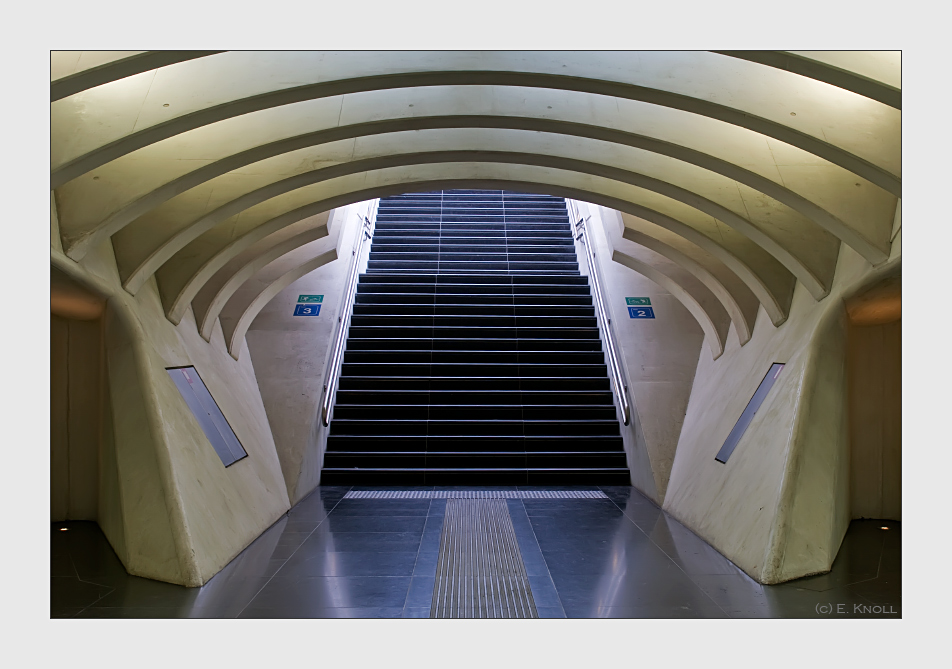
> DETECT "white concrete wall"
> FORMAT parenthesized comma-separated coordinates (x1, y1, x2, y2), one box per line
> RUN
(662, 241, 898, 583)
(53, 233, 292, 586)
(569, 200, 705, 503)
(245, 202, 373, 504)
(577, 197, 901, 584)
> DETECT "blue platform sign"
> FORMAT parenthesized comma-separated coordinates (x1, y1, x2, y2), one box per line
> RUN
(628, 306, 655, 319)
(294, 304, 321, 317)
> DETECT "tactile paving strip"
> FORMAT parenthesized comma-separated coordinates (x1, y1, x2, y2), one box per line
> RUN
(431, 499, 538, 618)
(343, 489, 607, 499)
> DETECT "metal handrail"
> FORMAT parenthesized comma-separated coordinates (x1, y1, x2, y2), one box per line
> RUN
(320, 207, 375, 427)
(574, 214, 631, 426)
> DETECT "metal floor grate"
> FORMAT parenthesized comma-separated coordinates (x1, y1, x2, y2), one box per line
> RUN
(344, 489, 607, 499)
(431, 499, 538, 618)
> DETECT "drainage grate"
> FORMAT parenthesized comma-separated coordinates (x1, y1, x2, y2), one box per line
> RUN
(344, 489, 608, 499)
(431, 499, 538, 618)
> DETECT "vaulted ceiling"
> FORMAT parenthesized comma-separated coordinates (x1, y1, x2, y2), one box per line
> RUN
(50, 51, 901, 357)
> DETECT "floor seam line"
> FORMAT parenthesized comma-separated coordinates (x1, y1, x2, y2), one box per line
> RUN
(235, 486, 351, 618)
(598, 485, 731, 619)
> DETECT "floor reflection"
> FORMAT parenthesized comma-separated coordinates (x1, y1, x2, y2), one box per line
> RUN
(51, 485, 900, 618)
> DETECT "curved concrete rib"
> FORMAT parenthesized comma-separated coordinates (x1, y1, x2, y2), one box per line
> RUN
(712, 51, 901, 110)
(51, 51, 225, 102)
(221, 248, 340, 360)
(161, 176, 791, 331)
(612, 249, 727, 360)
(195, 223, 337, 341)
(621, 228, 754, 345)
(617, 204, 792, 324)
(124, 148, 822, 309)
(163, 206, 331, 324)
(50, 70, 901, 197)
(66, 115, 875, 270)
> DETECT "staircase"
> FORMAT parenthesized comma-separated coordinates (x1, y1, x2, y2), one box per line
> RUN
(320, 190, 631, 485)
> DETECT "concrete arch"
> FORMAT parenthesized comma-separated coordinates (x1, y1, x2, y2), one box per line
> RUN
(50, 50, 901, 111)
(220, 247, 340, 360)
(64, 113, 865, 273)
(209, 197, 732, 362)
(50, 51, 225, 102)
(108, 136, 835, 310)
(620, 228, 756, 345)
(50, 68, 899, 197)
(163, 204, 335, 324)
(181, 177, 733, 360)
(713, 51, 901, 110)
(611, 248, 728, 360)
(189, 185, 756, 350)
(47, 52, 905, 597)
(193, 220, 341, 341)
(159, 175, 791, 332)
(121, 149, 817, 318)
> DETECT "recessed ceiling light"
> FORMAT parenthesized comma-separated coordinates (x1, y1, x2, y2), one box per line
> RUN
(880, 526, 889, 530)
(790, 112, 796, 116)
(163, 103, 170, 107)
(60, 528, 68, 531)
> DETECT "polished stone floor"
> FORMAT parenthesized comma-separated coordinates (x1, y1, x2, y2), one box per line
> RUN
(51, 486, 901, 618)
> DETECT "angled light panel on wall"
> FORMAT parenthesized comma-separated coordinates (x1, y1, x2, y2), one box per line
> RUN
(715, 363, 785, 464)
(167, 366, 247, 467)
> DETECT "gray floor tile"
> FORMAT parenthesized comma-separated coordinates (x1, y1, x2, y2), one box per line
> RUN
(321, 515, 428, 534)
(536, 606, 567, 618)
(50, 486, 902, 619)
(402, 607, 432, 618)
(405, 576, 436, 608)
(411, 548, 441, 577)
(50, 607, 84, 619)
(526, 574, 562, 608)
(245, 575, 412, 611)
(281, 550, 419, 578)
(50, 577, 113, 609)
(74, 607, 190, 619)
(92, 575, 202, 609)
(761, 583, 881, 618)
(847, 576, 903, 607)
(298, 530, 423, 552)
(687, 573, 768, 610)
(331, 501, 432, 516)
(590, 603, 728, 619)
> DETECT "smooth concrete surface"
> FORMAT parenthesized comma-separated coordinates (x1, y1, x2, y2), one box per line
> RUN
(663, 241, 900, 584)
(244, 202, 371, 503)
(49, 52, 901, 590)
(51, 53, 899, 194)
(50, 486, 901, 618)
(50, 51, 144, 82)
(50, 52, 899, 352)
(52, 234, 292, 586)
(192, 213, 334, 340)
(570, 200, 704, 504)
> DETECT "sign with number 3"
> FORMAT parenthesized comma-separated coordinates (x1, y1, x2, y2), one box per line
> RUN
(294, 304, 321, 316)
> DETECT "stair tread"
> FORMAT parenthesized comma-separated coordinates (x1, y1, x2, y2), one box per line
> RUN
(323, 190, 629, 484)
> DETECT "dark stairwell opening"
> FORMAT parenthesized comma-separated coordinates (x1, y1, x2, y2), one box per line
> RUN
(320, 189, 631, 485)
